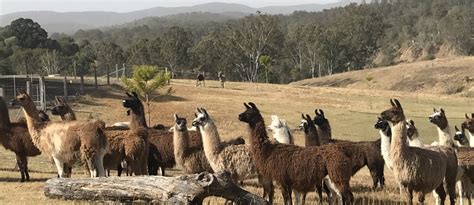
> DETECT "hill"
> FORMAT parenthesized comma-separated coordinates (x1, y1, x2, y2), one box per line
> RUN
(0, 2, 355, 34)
(291, 57, 474, 96)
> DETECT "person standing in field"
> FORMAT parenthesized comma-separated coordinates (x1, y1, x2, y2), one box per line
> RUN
(196, 72, 205, 87)
(218, 71, 226, 88)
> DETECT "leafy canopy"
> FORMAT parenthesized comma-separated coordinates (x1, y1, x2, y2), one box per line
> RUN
(122, 65, 171, 97)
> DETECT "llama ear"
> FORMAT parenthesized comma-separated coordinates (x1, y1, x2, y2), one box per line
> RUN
(433, 108, 437, 113)
(301, 113, 305, 119)
(319, 109, 325, 117)
(393, 99, 402, 109)
(440, 108, 445, 114)
(194, 113, 198, 118)
(201, 108, 209, 116)
(377, 116, 382, 120)
(306, 114, 312, 121)
(196, 107, 201, 114)
(132, 92, 139, 99)
(409, 120, 415, 126)
(466, 113, 470, 119)
(471, 113, 474, 118)
(248, 102, 258, 110)
(455, 126, 460, 132)
(174, 114, 178, 121)
(244, 103, 250, 109)
(315, 109, 319, 115)
(390, 99, 396, 107)
(126, 92, 132, 97)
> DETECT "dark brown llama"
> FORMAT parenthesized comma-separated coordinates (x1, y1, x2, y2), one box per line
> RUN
(239, 102, 353, 205)
(0, 97, 47, 182)
(310, 109, 385, 190)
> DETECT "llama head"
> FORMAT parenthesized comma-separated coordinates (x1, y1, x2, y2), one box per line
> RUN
(123, 92, 144, 115)
(174, 114, 187, 131)
(267, 115, 283, 132)
(453, 125, 468, 144)
(238, 102, 263, 125)
(192, 107, 211, 127)
(406, 119, 417, 139)
(381, 99, 405, 123)
(429, 108, 448, 129)
(15, 89, 35, 109)
(51, 96, 69, 116)
(313, 109, 330, 129)
(374, 116, 391, 137)
(462, 113, 474, 133)
(299, 113, 314, 133)
(38, 110, 50, 122)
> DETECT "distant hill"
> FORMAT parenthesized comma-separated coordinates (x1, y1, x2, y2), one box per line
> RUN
(0, 1, 356, 34)
(290, 57, 474, 96)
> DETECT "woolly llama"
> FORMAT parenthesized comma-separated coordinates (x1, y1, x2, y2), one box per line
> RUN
(381, 99, 455, 204)
(239, 102, 353, 205)
(173, 114, 213, 173)
(16, 90, 107, 178)
(406, 119, 424, 147)
(309, 110, 385, 190)
(192, 107, 274, 203)
(267, 115, 293, 144)
(0, 97, 45, 182)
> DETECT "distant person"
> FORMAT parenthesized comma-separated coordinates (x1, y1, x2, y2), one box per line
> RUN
(218, 71, 226, 88)
(196, 72, 205, 87)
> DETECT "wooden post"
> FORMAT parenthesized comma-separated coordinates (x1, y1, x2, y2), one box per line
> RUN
(44, 172, 268, 204)
(106, 66, 110, 85)
(122, 63, 126, 78)
(80, 75, 84, 95)
(73, 60, 77, 80)
(63, 76, 68, 100)
(0, 87, 3, 97)
(39, 76, 45, 110)
(26, 81, 31, 95)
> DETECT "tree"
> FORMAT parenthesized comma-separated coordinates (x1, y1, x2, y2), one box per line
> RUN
(258, 55, 272, 83)
(224, 14, 284, 82)
(7, 18, 48, 48)
(122, 65, 171, 126)
(127, 38, 162, 67)
(40, 50, 62, 75)
(161, 27, 192, 72)
(95, 42, 124, 84)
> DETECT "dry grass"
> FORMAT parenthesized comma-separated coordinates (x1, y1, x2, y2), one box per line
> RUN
(1, 78, 473, 204)
(291, 56, 474, 96)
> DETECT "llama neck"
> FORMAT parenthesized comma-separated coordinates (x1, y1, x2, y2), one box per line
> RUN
(247, 120, 271, 158)
(389, 120, 409, 163)
(379, 129, 392, 169)
(21, 106, 43, 147)
(408, 130, 423, 147)
(130, 108, 147, 129)
(306, 125, 321, 146)
(173, 126, 190, 166)
(316, 125, 331, 144)
(468, 131, 474, 147)
(62, 109, 77, 121)
(437, 125, 454, 147)
(200, 120, 222, 160)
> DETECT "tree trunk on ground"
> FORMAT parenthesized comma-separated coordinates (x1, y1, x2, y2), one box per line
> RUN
(44, 172, 268, 204)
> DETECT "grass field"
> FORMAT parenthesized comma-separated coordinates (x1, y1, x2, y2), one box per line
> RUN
(1, 78, 473, 204)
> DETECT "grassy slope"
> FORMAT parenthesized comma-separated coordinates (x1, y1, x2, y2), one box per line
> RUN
(291, 57, 474, 96)
(0, 77, 472, 204)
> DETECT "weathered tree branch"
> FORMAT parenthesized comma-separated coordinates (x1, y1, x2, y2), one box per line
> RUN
(44, 171, 268, 204)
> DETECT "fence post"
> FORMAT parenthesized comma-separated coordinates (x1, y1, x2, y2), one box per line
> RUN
(80, 75, 84, 95)
(0, 87, 3, 97)
(63, 76, 68, 100)
(122, 63, 126, 78)
(73, 60, 77, 80)
(94, 66, 98, 89)
(107, 66, 110, 85)
(116, 64, 119, 81)
(39, 76, 45, 110)
(26, 81, 31, 94)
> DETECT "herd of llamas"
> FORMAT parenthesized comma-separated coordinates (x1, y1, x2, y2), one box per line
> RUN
(0, 88, 474, 204)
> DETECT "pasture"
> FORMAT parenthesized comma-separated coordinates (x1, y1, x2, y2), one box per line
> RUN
(0, 79, 472, 204)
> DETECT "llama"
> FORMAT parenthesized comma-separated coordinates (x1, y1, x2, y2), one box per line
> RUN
(239, 102, 353, 205)
(310, 110, 385, 190)
(374, 117, 392, 170)
(0, 97, 46, 182)
(192, 107, 274, 203)
(50, 96, 149, 176)
(453, 125, 474, 205)
(462, 113, 474, 146)
(16, 90, 107, 178)
(406, 119, 424, 147)
(429, 108, 457, 147)
(173, 114, 213, 174)
(267, 115, 294, 144)
(122, 92, 245, 176)
(381, 99, 456, 204)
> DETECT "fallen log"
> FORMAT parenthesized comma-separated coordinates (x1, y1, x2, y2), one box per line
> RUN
(44, 171, 268, 204)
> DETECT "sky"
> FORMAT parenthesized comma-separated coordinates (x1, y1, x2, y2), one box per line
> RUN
(0, 0, 340, 15)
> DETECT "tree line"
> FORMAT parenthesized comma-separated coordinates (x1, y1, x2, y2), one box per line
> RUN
(0, 0, 472, 84)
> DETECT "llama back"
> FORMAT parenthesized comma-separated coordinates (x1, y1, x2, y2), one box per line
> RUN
(213, 143, 257, 179)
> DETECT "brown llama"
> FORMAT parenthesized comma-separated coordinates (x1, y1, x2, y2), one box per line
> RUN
(50, 95, 148, 176)
(173, 114, 213, 174)
(309, 110, 385, 190)
(0, 97, 48, 182)
(16, 90, 107, 178)
(381, 99, 456, 204)
(239, 102, 353, 205)
(192, 107, 274, 203)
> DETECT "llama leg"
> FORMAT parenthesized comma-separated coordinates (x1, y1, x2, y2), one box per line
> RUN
(258, 175, 274, 204)
(23, 156, 30, 181)
(96, 152, 106, 177)
(315, 183, 323, 203)
(446, 178, 457, 205)
(324, 177, 343, 205)
(15, 154, 26, 182)
(281, 185, 292, 205)
(294, 191, 300, 205)
(301, 193, 307, 205)
(458, 180, 465, 205)
(52, 157, 65, 178)
(117, 164, 122, 176)
(434, 184, 447, 205)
